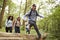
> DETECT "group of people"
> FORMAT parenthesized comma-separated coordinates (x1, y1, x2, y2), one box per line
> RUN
(5, 16, 20, 33)
(5, 4, 44, 40)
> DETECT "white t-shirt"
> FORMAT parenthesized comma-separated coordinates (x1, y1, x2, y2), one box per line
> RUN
(5, 20, 13, 27)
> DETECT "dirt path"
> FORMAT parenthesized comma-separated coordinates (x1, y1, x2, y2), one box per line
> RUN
(0, 32, 38, 40)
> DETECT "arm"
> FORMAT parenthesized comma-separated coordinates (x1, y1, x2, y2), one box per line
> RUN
(22, 11, 30, 21)
(12, 20, 15, 27)
(24, 11, 30, 17)
(39, 15, 44, 18)
(36, 13, 44, 18)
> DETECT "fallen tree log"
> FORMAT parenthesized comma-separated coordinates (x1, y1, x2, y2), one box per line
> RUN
(0, 32, 47, 40)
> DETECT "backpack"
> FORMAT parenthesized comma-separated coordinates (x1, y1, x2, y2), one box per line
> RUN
(28, 9, 38, 19)
(29, 9, 38, 17)
(28, 10, 38, 23)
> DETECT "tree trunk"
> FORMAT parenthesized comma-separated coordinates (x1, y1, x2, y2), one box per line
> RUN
(23, 0, 27, 24)
(22, 0, 32, 30)
(22, 0, 27, 30)
(19, 0, 22, 17)
(0, 0, 7, 28)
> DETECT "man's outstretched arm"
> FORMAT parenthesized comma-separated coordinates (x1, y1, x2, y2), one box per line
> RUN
(37, 13, 44, 18)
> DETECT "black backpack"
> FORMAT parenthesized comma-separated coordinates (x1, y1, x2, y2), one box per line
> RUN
(28, 10, 39, 23)
(28, 10, 38, 18)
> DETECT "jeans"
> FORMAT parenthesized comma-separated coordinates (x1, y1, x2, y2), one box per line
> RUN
(5, 27, 12, 33)
(15, 26, 20, 33)
(26, 28, 30, 34)
(29, 21, 41, 38)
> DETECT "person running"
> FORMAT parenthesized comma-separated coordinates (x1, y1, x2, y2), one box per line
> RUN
(5, 16, 13, 33)
(14, 17, 21, 33)
(24, 4, 43, 40)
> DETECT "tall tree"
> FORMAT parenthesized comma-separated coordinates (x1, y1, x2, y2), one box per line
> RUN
(22, 0, 32, 30)
(22, 0, 27, 30)
(19, 0, 22, 17)
(0, 0, 7, 28)
(0, 0, 3, 13)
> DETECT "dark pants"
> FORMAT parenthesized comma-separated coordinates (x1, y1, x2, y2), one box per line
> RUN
(26, 28, 30, 34)
(29, 21, 41, 38)
(15, 26, 20, 33)
(5, 27, 12, 33)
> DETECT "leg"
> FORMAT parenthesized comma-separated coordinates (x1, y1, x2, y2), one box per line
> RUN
(33, 23, 41, 39)
(26, 28, 29, 34)
(17, 27, 20, 33)
(28, 24, 32, 34)
(5, 27, 9, 32)
(15, 26, 18, 33)
(27, 28, 30, 34)
(26, 28, 28, 33)
(15, 26, 20, 33)
(9, 27, 12, 33)
(28, 29, 30, 34)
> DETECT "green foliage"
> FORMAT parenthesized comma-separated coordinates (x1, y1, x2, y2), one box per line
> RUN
(38, 5, 60, 40)
(0, 0, 3, 12)
(0, 0, 60, 40)
(50, 5, 60, 40)
(0, 0, 3, 6)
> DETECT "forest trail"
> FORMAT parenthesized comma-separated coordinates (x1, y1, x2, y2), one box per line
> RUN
(0, 32, 47, 40)
(0, 32, 39, 40)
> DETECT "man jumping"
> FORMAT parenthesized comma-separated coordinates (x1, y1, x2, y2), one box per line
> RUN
(24, 4, 43, 40)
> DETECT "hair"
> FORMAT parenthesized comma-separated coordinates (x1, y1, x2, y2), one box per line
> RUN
(8, 16, 13, 21)
(32, 4, 36, 7)
(17, 17, 20, 21)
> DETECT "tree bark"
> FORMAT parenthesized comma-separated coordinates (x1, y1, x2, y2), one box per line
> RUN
(22, 0, 27, 30)
(23, 0, 27, 25)
(0, 0, 7, 28)
(22, 0, 32, 30)
(19, 0, 22, 17)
